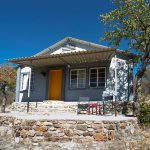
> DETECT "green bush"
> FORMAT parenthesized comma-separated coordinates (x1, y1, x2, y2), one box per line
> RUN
(138, 100, 150, 125)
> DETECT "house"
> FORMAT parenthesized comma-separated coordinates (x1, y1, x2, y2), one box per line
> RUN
(9, 37, 133, 102)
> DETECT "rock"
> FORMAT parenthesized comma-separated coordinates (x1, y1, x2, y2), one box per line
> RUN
(92, 123, 103, 130)
(64, 129, 73, 137)
(49, 127, 56, 131)
(77, 121, 85, 124)
(53, 123, 62, 128)
(95, 129, 103, 133)
(15, 137, 20, 143)
(130, 125, 135, 134)
(7, 129, 13, 137)
(67, 121, 76, 124)
(52, 120, 58, 124)
(60, 136, 72, 142)
(88, 128, 94, 132)
(32, 143, 39, 146)
(35, 121, 43, 126)
(50, 136, 59, 142)
(35, 131, 43, 136)
(76, 124, 87, 131)
(59, 132, 64, 137)
(44, 132, 52, 138)
(108, 131, 115, 141)
(105, 124, 116, 130)
(83, 132, 92, 136)
(43, 122, 53, 126)
(120, 123, 127, 129)
(28, 130, 35, 137)
(33, 126, 48, 132)
(93, 133, 107, 141)
(74, 130, 83, 136)
(20, 129, 28, 138)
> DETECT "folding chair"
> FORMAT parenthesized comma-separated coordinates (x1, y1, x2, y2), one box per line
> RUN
(77, 97, 90, 114)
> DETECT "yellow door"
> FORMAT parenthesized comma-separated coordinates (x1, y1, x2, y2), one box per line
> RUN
(48, 69, 62, 100)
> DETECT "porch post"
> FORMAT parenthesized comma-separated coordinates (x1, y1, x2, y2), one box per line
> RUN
(114, 55, 118, 116)
(27, 61, 32, 113)
(15, 66, 21, 102)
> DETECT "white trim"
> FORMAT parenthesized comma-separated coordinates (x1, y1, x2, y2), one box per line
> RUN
(70, 68, 86, 89)
(89, 67, 106, 88)
(28, 68, 32, 98)
(20, 73, 29, 91)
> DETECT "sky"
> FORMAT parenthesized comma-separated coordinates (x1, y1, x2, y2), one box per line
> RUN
(0, 0, 120, 64)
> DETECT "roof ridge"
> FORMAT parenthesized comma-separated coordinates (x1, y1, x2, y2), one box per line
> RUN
(34, 37, 110, 57)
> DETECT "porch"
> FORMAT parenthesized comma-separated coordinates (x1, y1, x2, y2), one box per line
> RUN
(11, 100, 134, 116)
(10, 48, 119, 102)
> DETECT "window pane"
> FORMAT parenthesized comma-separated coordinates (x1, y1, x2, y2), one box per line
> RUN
(71, 70, 77, 75)
(98, 72, 105, 77)
(78, 70, 86, 88)
(90, 68, 106, 88)
(71, 79, 77, 88)
(91, 69, 97, 74)
(98, 77, 105, 82)
(70, 69, 86, 89)
(90, 78, 97, 83)
(98, 68, 105, 73)
(90, 82, 97, 87)
(71, 74, 77, 79)
(78, 79, 86, 88)
(98, 82, 105, 87)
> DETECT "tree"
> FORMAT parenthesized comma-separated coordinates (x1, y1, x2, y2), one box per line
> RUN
(0, 65, 16, 113)
(141, 68, 150, 95)
(100, 0, 150, 115)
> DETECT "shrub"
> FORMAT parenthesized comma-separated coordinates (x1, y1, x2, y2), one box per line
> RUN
(138, 99, 150, 126)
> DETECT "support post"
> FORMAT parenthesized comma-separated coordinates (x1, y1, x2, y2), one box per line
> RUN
(16, 66, 21, 102)
(114, 55, 118, 117)
(27, 62, 32, 113)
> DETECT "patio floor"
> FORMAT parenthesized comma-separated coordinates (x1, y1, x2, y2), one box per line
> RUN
(0, 112, 136, 121)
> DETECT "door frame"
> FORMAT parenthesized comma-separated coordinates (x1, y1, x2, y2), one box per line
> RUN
(47, 67, 66, 101)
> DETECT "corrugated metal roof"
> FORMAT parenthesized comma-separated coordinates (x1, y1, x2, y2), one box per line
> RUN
(8, 48, 116, 67)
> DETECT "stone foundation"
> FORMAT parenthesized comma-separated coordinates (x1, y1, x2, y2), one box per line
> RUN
(0, 116, 148, 150)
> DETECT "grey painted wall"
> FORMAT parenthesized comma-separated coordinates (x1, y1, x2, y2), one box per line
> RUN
(64, 61, 110, 101)
(20, 68, 48, 102)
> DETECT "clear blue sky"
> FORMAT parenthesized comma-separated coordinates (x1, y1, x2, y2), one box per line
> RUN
(0, 0, 123, 64)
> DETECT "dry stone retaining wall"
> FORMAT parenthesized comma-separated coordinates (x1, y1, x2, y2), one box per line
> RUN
(0, 115, 139, 144)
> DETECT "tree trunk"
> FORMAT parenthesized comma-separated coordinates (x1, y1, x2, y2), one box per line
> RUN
(133, 77, 142, 116)
(1, 91, 7, 113)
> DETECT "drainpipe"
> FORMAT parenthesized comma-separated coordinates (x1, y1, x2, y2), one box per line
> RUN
(27, 61, 32, 113)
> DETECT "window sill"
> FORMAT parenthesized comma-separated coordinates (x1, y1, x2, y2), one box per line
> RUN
(89, 87, 105, 89)
(69, 88, 87, 90)
(20, 89, 34, 92)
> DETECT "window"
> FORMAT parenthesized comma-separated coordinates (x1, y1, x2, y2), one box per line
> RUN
(20, 72, 34, 91)
(70, 69, 86, 89)
(89, 67, 106, 88)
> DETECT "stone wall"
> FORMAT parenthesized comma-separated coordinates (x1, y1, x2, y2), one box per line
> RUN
(1, 115, 149, 150)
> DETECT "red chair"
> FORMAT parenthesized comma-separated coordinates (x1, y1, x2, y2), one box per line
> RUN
(88, 102, 102, 115)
